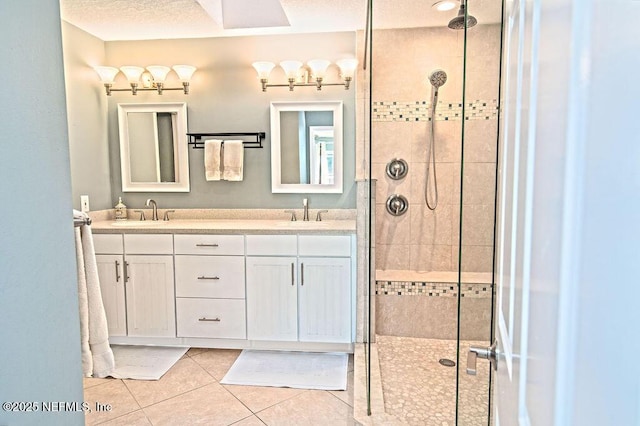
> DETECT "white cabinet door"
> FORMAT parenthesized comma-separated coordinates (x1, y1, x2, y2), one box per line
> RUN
(246, 256, 297, 341)
(125, 255, 176, 338)
(298, 257, 351, 343)
(95, 254, 127, 337)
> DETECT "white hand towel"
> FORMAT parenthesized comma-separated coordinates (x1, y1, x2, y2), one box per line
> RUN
(222, 140, 244, 181)
(74, 226, 92, 377)
(81, 223, 115, 378)
(204, 139, 223, 181)
(74, 211, 115, 378)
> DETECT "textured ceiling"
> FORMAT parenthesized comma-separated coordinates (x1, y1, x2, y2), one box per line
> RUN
(59, 0, 502, 41)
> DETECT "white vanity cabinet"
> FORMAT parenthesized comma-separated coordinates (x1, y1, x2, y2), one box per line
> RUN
(91, 224, 355, 351)
(246, 235, 298, 341)
(246, 235, 352, 344)
(174, 235, 246, 340)
(94, 235, 127, 337)
(298, 235, 352, 343)
(93, 234, 175, 338)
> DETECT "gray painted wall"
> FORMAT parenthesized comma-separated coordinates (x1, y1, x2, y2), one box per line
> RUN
(101, 32, 356, 211)
(0, 3, 83, 425)
(61, 22, 112, 211)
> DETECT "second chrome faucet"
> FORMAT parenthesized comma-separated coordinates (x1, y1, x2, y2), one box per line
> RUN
(303, 198, 309, 222)
(286, 198, 326, 222)
(146, 199, 158, 221)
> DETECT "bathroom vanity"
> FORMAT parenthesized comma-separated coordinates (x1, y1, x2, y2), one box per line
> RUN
(91, 217, 356, 352)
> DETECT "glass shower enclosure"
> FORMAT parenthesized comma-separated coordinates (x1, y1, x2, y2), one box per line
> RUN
(363, 0, 504, 424)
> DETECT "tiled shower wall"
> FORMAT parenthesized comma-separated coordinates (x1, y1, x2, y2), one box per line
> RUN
(371, 25, 501, 274)
(353, 25, 501, 341)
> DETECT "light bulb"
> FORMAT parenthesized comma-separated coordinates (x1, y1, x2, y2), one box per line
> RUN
(172, 65, 197, 82)
(252, 61, 276, 79)
(279, 60, 303, 79)
(146, 65, 171, 83)
(119, 66, 144, 83)
(336, 58, 358, 79)
(94, 66, 119, 83)
(307, 59, 331, 79)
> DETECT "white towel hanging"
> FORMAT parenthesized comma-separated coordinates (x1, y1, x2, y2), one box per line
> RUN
(204, 139, 223, 181)
(222, 140, 244, 181)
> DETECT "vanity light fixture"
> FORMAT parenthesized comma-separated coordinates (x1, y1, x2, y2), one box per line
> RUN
(94, 65, 196, 96)
(251, 58, 358, 92)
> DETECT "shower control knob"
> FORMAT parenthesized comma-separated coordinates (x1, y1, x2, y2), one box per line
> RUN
(386, 158, 409, 180)
(386, 194, 409, 216)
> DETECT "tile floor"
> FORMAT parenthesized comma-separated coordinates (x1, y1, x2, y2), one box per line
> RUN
(376, 335, 490, 426)
(83, 348, 356, 425)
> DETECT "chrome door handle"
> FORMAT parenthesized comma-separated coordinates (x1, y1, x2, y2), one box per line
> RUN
(115, 260, 121, 282)
(198, 317, 221, 322)
(291, 262, 295, 286)
(197, 276, 220, 280)
(467, 341, 498, 375)
(196, 243, 219, 247)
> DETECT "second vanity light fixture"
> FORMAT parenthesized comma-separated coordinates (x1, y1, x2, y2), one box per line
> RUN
(252, 58, 358, 92)
(94, 65, 197, 96)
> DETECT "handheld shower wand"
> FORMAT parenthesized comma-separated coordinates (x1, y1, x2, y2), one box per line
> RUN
(425, 70, 447, 210)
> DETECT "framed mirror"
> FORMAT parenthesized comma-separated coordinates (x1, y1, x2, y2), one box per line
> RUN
(270, 101, 343, 193)
(117, 102, 190, 192)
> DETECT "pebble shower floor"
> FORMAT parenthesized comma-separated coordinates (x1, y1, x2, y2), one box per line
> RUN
(376, 335, 490, 425)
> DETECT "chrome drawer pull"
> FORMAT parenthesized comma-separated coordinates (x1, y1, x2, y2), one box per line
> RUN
(291, 262, 294, 286)
(198, 317, 221, 322)
(196, 243, 219, 247)
(197, 276, 220, 280)
(124, 261, 130, 283)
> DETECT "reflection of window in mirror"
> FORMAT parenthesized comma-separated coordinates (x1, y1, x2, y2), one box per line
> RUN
(309, 126, 334, 185)
(270, 100, 342, 194)
(279, 110, 333, 185)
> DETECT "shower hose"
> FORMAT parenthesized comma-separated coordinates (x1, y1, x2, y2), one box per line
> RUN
(425, 87, 439, 210)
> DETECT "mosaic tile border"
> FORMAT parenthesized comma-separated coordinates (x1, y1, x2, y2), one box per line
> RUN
(372, 99, 498, 122)
(375, 280, 492, 298)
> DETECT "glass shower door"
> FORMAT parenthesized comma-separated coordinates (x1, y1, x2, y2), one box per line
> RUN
(456, 0, 504, 424)
(364, 0, 503, 424)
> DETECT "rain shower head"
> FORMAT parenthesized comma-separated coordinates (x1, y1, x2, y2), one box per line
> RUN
(448, 1, 477, 30)
(429, 70, 447, 89)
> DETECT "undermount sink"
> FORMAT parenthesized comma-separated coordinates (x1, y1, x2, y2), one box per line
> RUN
(110, 220, 169, 227)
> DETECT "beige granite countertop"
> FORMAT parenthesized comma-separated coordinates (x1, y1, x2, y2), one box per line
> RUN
(91, 218, 356, 235)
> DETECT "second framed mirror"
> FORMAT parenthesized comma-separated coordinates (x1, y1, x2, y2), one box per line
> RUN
(270, 101, 343, 193)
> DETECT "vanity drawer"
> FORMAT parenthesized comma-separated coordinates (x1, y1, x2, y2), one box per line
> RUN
(175, 256, 245, 298)
(174, 235, 244, 255)
(246, 235, 297, 256)
(124, 234, 173, 254)
(298, 235, 351, 257)
(176, 298, 246, 339)
(93, 234, 123, 254)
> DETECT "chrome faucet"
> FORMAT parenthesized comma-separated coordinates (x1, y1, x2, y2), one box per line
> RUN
(303, 198, 309, 221)
(145, 199, 158, 221)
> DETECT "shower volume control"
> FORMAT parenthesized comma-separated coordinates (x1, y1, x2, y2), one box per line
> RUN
(386, 194, 409, 216)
